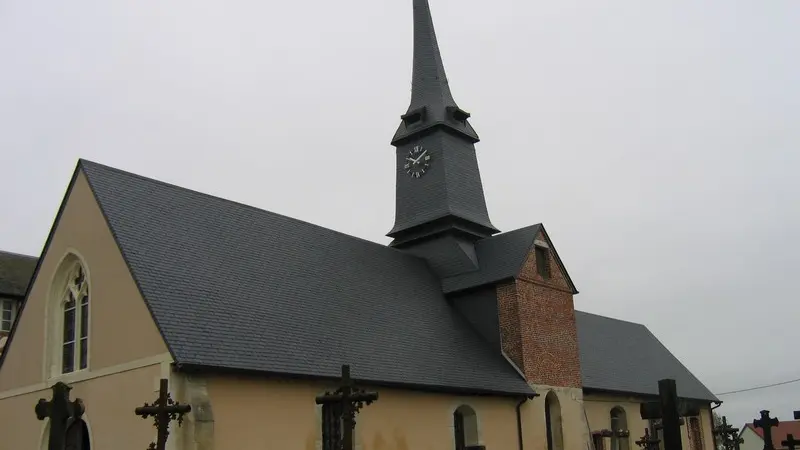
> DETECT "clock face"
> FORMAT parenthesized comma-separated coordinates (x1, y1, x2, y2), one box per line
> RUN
(404, 145, 431, 178)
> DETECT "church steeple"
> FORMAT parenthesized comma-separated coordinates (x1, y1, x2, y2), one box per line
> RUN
(391, 0, 479, 145)
(388, 0, 499, 277)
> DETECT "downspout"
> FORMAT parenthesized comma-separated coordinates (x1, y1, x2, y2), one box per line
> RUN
(710, 401, 723, 450)
(517, 394, 539, 450)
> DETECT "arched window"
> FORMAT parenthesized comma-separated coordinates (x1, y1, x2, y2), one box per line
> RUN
(65, 418, 91, 450)
(544, 391, 564, 450)
(453, 405, 479, 450)
(40, 417, 92, 450)
(49, 257, 90, 376)
(610, 406, 629, 450)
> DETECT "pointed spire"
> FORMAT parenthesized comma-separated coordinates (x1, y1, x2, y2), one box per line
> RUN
(391, 0, 480, 145)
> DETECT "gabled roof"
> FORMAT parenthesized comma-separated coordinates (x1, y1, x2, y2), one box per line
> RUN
(0, 251, 38, 297)
(576, 311, 719, 402)
(742, 420, 800, 449)
(441, 224, 578, 294)
(79, 160, 534, 397)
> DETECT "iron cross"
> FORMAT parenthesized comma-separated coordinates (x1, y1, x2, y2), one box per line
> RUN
(635, 428, 660, 450)
(35, 381, 85, 450)
(753, 410, 779, 450)
(782, 434, 800, 450)
(134, 378, 192, 450)
(315, 365, 379, 450)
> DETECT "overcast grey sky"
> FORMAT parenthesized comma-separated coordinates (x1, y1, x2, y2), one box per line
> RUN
(2, 0, 798, 431)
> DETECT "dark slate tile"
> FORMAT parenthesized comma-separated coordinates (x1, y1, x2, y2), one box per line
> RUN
(80, 160, 533, 396)
(575, 311, 718, 402)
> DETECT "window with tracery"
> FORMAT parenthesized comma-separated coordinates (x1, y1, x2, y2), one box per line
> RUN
(62, 264, 89, 374)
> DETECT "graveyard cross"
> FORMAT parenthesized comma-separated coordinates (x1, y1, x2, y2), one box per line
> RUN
(635, 428, 660, 450)
(639, 379, 684, 450)
(315, 365, 379, 450)
(134, 378, 192, 450)
(782, 434, 800, 450)
(35, 381, 86, 450)
(753, 410, 779, 450)
(714, 416, 743, 450)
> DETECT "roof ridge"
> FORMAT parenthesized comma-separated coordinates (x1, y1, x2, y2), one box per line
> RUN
(77, 158, 418, 260)
(574, 310, 649, 328)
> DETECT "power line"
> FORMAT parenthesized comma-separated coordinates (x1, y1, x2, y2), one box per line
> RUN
(714, 377, 800, 396)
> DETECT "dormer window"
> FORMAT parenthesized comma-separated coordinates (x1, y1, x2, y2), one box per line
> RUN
(401, 107, 426, 127)
(535, 245, 551, 279)
(447, 106, 471, 124)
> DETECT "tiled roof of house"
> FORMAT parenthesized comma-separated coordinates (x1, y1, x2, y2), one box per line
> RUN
(743, 420, 800, 449)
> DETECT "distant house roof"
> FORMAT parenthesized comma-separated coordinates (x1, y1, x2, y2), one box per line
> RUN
(742, 420, 800, 449)
(0, 250, 38, 297)
(576, 311, 719, 402)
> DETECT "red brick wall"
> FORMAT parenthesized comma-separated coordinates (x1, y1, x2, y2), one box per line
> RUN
(497, 282, 524, 371)
(496, 231, 582, 388)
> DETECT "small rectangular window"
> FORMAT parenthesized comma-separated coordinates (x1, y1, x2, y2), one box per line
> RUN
(535, 246, 551, 279)
(1, 300, 15, 332)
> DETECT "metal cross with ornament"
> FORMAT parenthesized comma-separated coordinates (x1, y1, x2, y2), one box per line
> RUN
(315, 365, 379, 450)
(635, 428, 660, 450)
(134, 378, 192, 450)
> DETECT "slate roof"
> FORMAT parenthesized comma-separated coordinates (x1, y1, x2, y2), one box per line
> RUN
(576, 311, 719, 402)
(0, 251, 38, 297)
(79, 160, 534, 397)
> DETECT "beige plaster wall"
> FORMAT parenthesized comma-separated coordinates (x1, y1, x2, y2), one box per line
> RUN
(739, 426, 762, 450)
(584, 393, 716, 450)
(0, 170, 169, 391)
(0, 362, 170, 450)
(203, 375, 537, 450)
(528, 385, 590, 450)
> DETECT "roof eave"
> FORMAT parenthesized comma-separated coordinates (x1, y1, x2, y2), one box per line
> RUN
(582, 386, 719, 404)
(173, 362, 536, 398)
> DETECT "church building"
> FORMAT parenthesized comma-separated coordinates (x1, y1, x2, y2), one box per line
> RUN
(0, 1, 720, 450)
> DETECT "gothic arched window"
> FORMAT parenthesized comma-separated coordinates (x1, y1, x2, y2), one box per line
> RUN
(453, 405, 479, 450)
(60, 262, 89, 374)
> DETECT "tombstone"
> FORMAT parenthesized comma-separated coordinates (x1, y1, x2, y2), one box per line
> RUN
(35, 381, 85, 450)
(753, 410, 779, 450)
(135, 378, 192, 450)
(315, 364, 379, 450)
(639, 379, 683, 450)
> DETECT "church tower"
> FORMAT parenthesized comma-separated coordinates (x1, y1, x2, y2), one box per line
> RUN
(388, 0, 498, 277)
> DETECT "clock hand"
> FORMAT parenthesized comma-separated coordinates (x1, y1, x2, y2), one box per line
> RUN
(414, 150, 428, 163)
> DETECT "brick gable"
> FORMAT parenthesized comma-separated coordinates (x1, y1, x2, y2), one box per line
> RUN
(496, 230, 582, 388)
